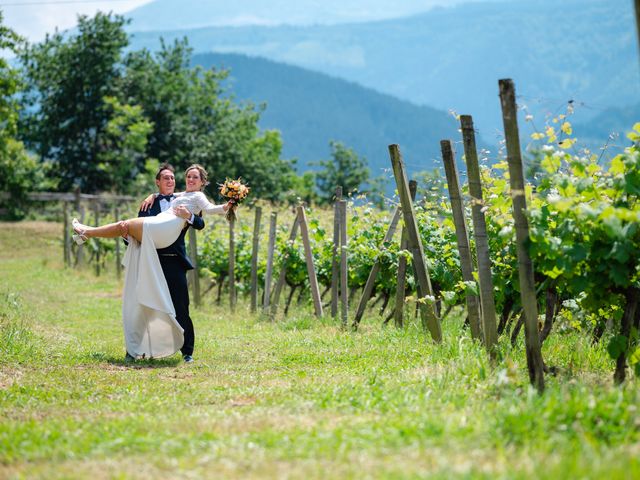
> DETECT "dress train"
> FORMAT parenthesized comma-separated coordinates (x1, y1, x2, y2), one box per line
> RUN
(121, 212, 187, 359)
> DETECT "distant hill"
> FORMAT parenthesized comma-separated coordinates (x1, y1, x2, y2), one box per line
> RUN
(191, 52, 461, 179)
(571, 104, 640, 157)
(128, 0, 639, 143)
(126, 0, 488, 30)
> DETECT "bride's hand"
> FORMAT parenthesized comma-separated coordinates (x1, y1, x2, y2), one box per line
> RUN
(139, 193, 156, 212)
(173, 205, 190, 219)
(224, 200, 235, 212)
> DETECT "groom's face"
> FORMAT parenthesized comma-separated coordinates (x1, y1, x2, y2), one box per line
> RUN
(156, 169, 176, 195)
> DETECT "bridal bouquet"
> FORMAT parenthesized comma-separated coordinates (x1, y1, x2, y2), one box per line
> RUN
(219, 177, 250, 222)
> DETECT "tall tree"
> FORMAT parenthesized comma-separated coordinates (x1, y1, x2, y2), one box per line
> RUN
(97, 96, 154, 194)
(0, 11, 47, 219)
(121, 38, 296, 201)
(19, 12, 130, 193)
(314, 140, 371, 204)
(0, 11, 21, 148)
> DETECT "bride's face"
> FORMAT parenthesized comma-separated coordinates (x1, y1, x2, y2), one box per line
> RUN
(185, 169, 204, 191)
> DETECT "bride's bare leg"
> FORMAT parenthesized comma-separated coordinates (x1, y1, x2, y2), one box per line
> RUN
(74, 217, 145, 243)
(126, 218, 144, 243)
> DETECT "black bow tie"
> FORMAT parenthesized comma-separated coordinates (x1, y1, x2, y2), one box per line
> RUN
(158, 194, 173, 202)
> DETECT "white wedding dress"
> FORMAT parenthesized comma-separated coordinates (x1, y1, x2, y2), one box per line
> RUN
(121, 191, 225, 359)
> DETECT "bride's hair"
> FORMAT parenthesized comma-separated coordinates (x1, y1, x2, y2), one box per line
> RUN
(185, 164, 209, 189)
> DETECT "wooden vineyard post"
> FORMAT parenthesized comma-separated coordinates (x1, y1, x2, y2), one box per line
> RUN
(188, 227, 201, 307)
(228, 219, 236, 312)
(297, 206, 323, 318)
(389, 144, 442, 342)
(338, 200, 348, 326)
(114, 206, 122, 279)
(263, 212, 278, 313)
(270, 215, 300, 319)
(331, 186, 343, 318)
(394, 180, 418, 328)
(460, 114, 498, 353)
(75, 202, 85, 268)
(499, 78, 545, 392)
(62, 201, 71, 267)
(352, 206, 402, 329)
(93, 201, 101, 276)
(250, 207, 262, 313)
(440, 140, 482, 341)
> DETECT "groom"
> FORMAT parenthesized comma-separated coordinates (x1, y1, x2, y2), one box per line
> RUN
(127, 163, 204, 363)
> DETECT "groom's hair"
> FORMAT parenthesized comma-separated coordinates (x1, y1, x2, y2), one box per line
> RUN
(155, 163, 175, 179)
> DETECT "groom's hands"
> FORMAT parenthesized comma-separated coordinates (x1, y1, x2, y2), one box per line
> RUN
(174, 205, 191, 220)
(140, 194, 155, 212)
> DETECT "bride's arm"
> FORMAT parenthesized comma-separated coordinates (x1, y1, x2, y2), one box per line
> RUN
(196, 192, 230, 215)
(139, 193, 156, 212)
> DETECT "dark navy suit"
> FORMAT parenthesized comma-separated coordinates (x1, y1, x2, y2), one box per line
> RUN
(138, 197, 204, 356)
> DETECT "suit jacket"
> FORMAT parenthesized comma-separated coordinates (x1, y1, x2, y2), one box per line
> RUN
(137, 197, 205, 271)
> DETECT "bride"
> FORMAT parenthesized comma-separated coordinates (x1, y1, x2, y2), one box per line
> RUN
(72, 164, 232, 360)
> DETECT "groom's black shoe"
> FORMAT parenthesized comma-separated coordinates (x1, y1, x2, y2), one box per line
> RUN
(124, 352, 135, 363)
(183, 355, 194, 363)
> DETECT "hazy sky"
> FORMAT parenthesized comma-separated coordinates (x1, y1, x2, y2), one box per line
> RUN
(0, 0, 153, 43)
(0, 0, 478, 43)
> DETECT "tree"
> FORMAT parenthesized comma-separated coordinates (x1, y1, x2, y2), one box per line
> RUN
(314, 141, 371, 204)
(18, 12, 131, 193)
(19, 15, 296, 200)
(0, 12, 48, 219)
(0, 11, 21, 148)
(96, 96, 154, 194)
(120, 38, 296, 201)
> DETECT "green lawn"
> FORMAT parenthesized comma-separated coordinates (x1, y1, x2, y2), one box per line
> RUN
(1, 221, 638, 479)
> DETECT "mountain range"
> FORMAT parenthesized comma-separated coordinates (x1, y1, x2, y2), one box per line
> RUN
(126, 0, 488, 29)
(127, 0, 638, 141)
(193, 52, 462, 179)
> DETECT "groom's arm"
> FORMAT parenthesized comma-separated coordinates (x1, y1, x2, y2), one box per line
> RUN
(138, 206, 154, 218)
(191, 213, 204, 231)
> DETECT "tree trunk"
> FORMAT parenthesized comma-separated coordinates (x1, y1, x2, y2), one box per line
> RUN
(320, 285, 331, 301)
(296, 285, 306, 305)
(216, 277, 225, 305)
(383, 309, 395, 326)
(511, 314, 524, 347)
(379, 292, 390, 316)
(614, 286, 640, 384)
(592, 320, 606, 345)
(539, 286, 558, 344)
(498, 296, 515, 335)
(441, 304, 454, 321)
(284, 285, 297, 316)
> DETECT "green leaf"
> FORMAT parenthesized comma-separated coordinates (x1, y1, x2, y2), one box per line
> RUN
(629, 345, 640, 366)
(607, 335, 628, 360)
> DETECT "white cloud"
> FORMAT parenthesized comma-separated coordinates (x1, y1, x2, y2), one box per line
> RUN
(1, 0, 153, 43)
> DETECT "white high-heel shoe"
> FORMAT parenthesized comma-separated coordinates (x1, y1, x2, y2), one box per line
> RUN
(72, 218, 88, 245)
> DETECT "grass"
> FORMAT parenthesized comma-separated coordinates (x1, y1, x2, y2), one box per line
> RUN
(1, 221, 639, 479)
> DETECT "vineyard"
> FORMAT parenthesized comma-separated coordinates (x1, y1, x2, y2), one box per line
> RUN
(3, 78, 640, 477)
(2, 4, 640, 476)
(179, 97, 640, 390)
(50, 82, 640, 392)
